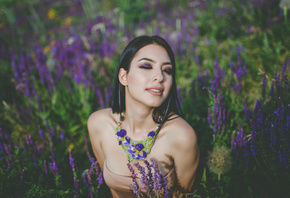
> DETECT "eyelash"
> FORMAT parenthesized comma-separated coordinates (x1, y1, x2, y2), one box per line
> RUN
(139, 64, 172, 75)
(140, 64, 152, 69)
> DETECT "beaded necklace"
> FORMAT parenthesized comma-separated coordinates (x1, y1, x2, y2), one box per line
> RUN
(115, 113, 160, 162)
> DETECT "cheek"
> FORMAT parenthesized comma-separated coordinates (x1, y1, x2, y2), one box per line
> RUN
(167, 77, 173, 90)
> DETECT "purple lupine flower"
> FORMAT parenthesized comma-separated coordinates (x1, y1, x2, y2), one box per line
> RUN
(127, 163, 140, 196)
(207, 108, 212, 126)
(134, 162, 148, 191)
(4, 143, 11, 159)
(281, 63, 288, 83)
(87, 162, 94, 186)
(60, 129, 64, 142)
(49, 156, 59, 176)
(6, 158, 10, 170)
(38, 126, 44, 139)
(50, 144, 55, 159)
(36, 141, 41, 154)
(95, 161, 99, 176)
(69, 150, 76, 172)
(4, 133, 9, 140)
(195, 55, 201, 66)
(97, 169, 103, 187)
(82, 173, 87, 183)
(150, 158, 169, 197)
(144, 160, 154, 195)
(87, 171, 92, 186)
(84, 134, 94, 161)
(73, 176, 79, 195)
(88, 189, 93, 198)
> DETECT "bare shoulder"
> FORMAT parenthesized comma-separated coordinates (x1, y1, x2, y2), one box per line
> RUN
(87, 108, 114, 136)
(166, 116, 198, 150)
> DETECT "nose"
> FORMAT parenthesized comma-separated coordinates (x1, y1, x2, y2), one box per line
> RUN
(153, 69, 164, 82)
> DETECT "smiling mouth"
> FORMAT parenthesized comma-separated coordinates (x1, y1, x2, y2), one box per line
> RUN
(146, 88, 163, 96)
(148, 89, 162, 93)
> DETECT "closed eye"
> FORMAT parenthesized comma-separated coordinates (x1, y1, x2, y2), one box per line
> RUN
(140, 64, 152, 69)
(163, 68, 172, 75)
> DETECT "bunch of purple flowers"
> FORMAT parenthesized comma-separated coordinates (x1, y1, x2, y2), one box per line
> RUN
(232, 61, 290, 170)
(127, 159, 170, 198)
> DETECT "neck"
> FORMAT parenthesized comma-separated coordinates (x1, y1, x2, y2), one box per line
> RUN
(123, 103, 157, 136)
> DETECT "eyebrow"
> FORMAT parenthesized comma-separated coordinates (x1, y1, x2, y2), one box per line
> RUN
(138, 58, 172, 66)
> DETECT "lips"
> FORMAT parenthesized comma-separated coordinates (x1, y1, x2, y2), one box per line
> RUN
(146, 87, 164, 96)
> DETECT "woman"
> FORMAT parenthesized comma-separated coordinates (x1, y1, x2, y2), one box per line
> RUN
(88, 35, 199, 197)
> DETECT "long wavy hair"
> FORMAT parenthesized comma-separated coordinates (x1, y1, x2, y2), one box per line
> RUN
(111, 35, 182, 127)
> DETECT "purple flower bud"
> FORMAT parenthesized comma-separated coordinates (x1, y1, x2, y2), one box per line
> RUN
(69, 150, 76, 172)
(6, 158, 10, 170)
(207, 108, 212, 126)
(38, 126, 44, 139)
(127, 163, 140, 196)
(73, 176, 79, 195)
(60, 129, 64, 141)
(97, 170, 103, 187)
(82, 173, 87, 183)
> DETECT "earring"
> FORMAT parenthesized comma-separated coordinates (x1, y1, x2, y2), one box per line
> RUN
(157, 115, 163, 123)
(120, 112, 125, 121)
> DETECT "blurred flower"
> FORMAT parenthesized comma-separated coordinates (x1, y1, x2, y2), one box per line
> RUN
(135, 28, 147, 37)
(47, 9, 57, 19)
(62, 17, 72, 26)
(208, 145, 232, 177)
(280, 0, 290, 9)
(60, 129, 64, 142)
(128, 159, 169, 197)
(69, 150, 76, 172)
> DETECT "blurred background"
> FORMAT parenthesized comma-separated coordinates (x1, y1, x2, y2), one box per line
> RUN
(0, 0, 290, 197)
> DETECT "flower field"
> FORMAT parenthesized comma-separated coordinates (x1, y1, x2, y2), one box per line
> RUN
(0, 0, 290, 197)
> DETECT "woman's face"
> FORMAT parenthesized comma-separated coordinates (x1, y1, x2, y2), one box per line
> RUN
(120, 44, 173, 108)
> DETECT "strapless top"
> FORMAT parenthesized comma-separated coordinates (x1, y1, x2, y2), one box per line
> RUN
(103, 160, 176, 198)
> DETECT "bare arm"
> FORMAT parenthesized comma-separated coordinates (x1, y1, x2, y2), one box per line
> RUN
(87, 110, 107, 169)
(170, 119, 199, 197)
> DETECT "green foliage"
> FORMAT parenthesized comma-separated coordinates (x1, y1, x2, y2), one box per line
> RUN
(1, 0, 290, 197)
